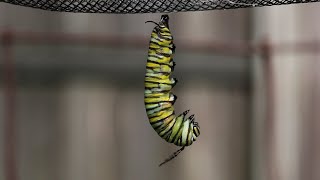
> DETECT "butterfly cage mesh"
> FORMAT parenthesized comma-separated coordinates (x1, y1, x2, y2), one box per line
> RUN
(1, 0, 320, 13)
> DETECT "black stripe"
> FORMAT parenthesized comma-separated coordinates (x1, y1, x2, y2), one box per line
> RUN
(158, 34, 172, 41)
(158, 28, 170, 33)
(162, 131, 172, 141)
(148, 54, 174, 61)
(145, 100, 172, 111)
(169, 122, 183, 144)
(146, 67, 173, 75)
(145, 68, 171, 75)
(144, 81, 161, 86)
(144, 92, 167, 97)
(144, 88, 170, 93)
(148, 48, 172, 57)
(186, 123, 191, 146)
(157, 114, 177, 137)
(147, 58, 174, 67)
(149, 41, 167, 49)
(145, 74, 162, 80)
(149, 41, 165, 49)
(150, 111, 174, 125)
(145, 104, 159, 110)
(145, 65, 172, 73)
(157, 116, 175, 134)
(145, 71, 171, 77)
(161, 120, 176, 139)
(159, 127, 171, 139)
(147, 59, 173, 67)
(148, 106, 173, 118)
(148, 47, 172, 56)
(151, 121, 163, 130)
(154, 31, 172, 41)
(145, 67, 160, 72)
(145, 100, 174, 105)
(152, 28, 172, 41)
(145, 67, 170, 72)
(145, 80, 174, 86)
(149, 40, 175, 51)
(179, 138, 182, 146)
(165, 117, 179, 143)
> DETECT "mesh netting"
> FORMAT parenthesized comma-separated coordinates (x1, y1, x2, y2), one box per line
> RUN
(0, 0, 319, 13)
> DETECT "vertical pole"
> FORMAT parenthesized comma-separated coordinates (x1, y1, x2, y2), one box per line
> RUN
(2, 30, 17, 180)
(308, 46, 320, 180)
(261, 38, 278, 180)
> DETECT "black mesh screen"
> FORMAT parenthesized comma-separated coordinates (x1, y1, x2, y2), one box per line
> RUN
(1, 0, 319, 13)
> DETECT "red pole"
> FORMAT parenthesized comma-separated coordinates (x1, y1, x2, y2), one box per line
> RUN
(2, 30, 18, 180)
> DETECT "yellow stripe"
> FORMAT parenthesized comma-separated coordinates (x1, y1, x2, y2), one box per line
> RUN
(173, 127, 183, 146)
(149, 106, 174, 118)
(146, 103, 172, 115)
(148, 49, 173, 58)
(158, 116, 176, 136)
(161, 47, 172, 54)
(155, 114, 175, 132)
(144, 95, 171, 104)
(149, 110, 174, 123)
(146, 61, 161, 68)
(145, 72, 170, 80)
(145, 103, 159, 110)
(145, 93, 170, 101)
(146, 67, 172, 74)
(146, 69, 156, 74)
(144, 89, 153, 94)
(168, 114, 183, 142)
(147, 56, 173, 66)
(194, 126, 200, 137)
(145, 92, 166, 97)
(145, 77, 175, 84)
(187, 123, 194, 146)
(145, 83, 172, 91)
(181, 121, 189, 146)
(146, 62, 172, 71)
(149, 43, 160, 49)
(150, 38, 171, 47)
(148, 47, 172, 55)
(145, 82, 159, 88)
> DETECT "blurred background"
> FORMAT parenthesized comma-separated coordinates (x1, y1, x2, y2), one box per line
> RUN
(0, 2, 320, 180)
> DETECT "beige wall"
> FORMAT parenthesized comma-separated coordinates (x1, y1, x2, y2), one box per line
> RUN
(253, 3, 320, 180)
(0, 4, 252, 180)
(3, 2, 320, 180)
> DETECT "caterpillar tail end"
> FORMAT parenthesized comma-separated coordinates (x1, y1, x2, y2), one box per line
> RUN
(159, 146, 185, 167)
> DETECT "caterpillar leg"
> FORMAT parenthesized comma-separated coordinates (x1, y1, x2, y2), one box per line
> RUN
(172, 44, 176, 53)
(159, 146, 185, 167)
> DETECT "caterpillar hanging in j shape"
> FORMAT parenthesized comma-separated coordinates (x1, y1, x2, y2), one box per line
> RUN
(144, 15, 200, 167)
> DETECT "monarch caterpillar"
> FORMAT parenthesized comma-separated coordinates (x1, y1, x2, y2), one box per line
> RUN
(144, 15, 200, 166)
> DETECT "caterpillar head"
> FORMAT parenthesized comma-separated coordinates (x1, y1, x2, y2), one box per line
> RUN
(187, 114, 200, 138)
